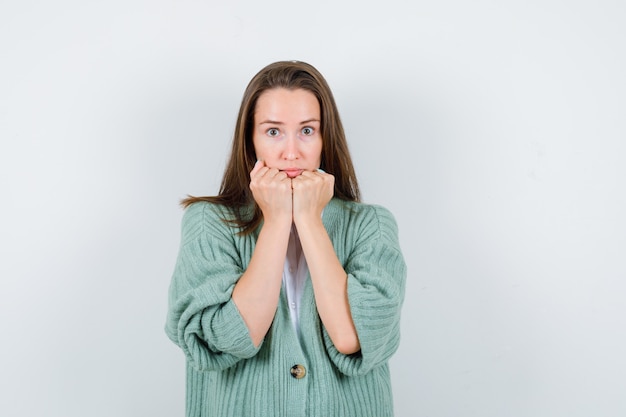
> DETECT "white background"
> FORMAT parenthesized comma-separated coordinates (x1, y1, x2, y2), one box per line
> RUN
(1, 1, 625, 416)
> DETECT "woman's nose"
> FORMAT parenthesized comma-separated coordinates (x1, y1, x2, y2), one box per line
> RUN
(281, 135, 299, 160)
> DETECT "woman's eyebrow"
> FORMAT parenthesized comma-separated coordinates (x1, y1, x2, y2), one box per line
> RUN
(258, 118, 320, 125)
(300, 119, 321, 124)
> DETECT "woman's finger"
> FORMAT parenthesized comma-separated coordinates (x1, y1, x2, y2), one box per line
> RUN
(250, 159, 266, 178)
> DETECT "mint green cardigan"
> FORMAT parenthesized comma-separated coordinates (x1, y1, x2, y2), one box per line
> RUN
(165, 198, 407, 417)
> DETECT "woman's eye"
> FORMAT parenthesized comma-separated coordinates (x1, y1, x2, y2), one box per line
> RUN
(267, 128, 280, 137)
(301, 127, 314, 135)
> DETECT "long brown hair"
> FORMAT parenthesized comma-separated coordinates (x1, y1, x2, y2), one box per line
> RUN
(182, 60, 361, 234)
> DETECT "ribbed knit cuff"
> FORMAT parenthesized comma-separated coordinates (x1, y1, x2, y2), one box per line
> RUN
(201, 298, 262, 358)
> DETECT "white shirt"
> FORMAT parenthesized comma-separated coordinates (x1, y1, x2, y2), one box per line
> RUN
(282, 224, 308, 335)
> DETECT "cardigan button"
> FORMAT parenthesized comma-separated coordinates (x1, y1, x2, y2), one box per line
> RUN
(290, 364, 306, 379)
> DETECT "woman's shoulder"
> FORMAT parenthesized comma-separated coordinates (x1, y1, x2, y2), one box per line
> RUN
(182, 200, 225, 224)
(329, 198, 397, 220)
(179, 201, 245, 242)
(327, 199, 400, 237)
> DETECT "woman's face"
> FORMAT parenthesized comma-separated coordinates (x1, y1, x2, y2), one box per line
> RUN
(252, 88, 322, 178)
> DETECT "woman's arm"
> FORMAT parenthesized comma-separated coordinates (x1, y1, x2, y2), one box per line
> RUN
(231, 218, 290, 347)
(295, 217, 361, 354)
(323, 205, 406, 376)
(165, 203, 265, 371)
(292, 170, 360, 355)
(232, 160, 293, 346)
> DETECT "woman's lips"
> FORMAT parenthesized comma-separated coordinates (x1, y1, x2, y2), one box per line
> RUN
(282, 169, 303, 178)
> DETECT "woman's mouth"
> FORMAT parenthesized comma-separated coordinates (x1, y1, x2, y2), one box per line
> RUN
(282, 169, 303, 178)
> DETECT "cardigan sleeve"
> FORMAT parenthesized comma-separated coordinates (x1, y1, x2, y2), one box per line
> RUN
(323, 205, 407, 376)
(165, 203, 261, 372)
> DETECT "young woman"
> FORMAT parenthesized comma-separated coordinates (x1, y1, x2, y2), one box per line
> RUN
(165, 60, 407, 417)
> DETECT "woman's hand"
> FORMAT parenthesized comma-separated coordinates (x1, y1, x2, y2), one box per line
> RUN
(292, 169, 334, 225)
(249, 160, 293, 225)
